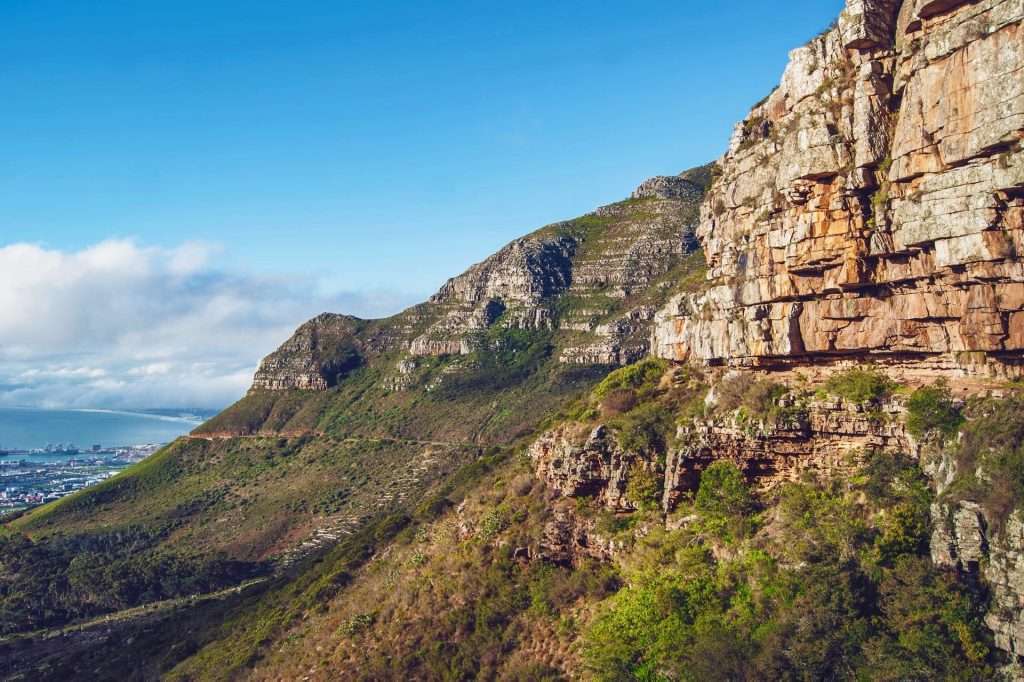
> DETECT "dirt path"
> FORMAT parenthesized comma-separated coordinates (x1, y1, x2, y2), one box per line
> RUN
(0, 578, 268, 680)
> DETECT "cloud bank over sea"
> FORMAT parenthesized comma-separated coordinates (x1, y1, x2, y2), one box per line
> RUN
(0, 239, 415, 409)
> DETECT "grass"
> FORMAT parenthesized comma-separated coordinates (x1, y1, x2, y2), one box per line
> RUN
(173, 452, 620, 681)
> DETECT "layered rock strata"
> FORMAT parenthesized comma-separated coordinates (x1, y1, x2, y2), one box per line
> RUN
(530, 394, 910, 514)
(652, 0, 1024, 379)
(251, 314, 367, 390)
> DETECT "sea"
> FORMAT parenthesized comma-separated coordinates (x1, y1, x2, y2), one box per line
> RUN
(0, 407, 207, 458)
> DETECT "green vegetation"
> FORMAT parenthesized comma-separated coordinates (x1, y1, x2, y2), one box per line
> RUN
(1, 434, 478, 645)
(824, 367, 897, 405)
(906, 382, 964, 443)
(594, 358, 667, 400)
(0, 528, 260, 635)
(714, 374, 797, 427)
(625, 465, 662, 511)
(694, 461, 754, 518)
(942, 395, 1024, 529)
(5, 151, 1014, 682)
(868, 156, 893, 230)
(563, 360, 709, 456)
(438, 326, 555, 397)
(189, 455, 620, 681)
(79, 386, 1010, 681)
(197, 389, 329, 436)
(582, 454, 995, 681)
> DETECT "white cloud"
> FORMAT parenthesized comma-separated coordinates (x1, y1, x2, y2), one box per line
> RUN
(0, 239, 416, 410)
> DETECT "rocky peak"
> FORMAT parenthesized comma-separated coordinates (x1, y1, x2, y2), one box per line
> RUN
(251, 313, 366, 391)
(407, 174, 707, 362)
(631, 175, 704, 201)
(428, 235, 577, 307)
(248, 168, 709, 392)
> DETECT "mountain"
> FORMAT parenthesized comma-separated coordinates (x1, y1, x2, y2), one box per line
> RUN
(0, 169, 709, 679)
(2, 0, 1024, 679)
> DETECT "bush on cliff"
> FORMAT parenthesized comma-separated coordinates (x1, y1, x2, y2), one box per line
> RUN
(824, 367, 897, 405)
(945, 395, 1024, 528)
(714, 375, 789, 424)
(905, 382, 963, 442)
(695, 460, 755, 518)
(625, 465, 662, 512)
(593, 359, 666, 401)
(582, 455, 995, 681)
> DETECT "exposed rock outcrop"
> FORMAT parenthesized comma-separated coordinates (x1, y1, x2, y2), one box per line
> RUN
(663, 395, 910, 507)
(251, 314, 366, 390)
(631, 174, 704, 202)
(652, 0, 1024, 380)
(537, 503, 620, 566)
(530, 424, 648, 511)
(928, 446, 1024, 676)
(530, 389, 911, 514)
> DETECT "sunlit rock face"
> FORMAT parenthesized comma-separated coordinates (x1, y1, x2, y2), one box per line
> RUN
(653, 0, 1024, 379)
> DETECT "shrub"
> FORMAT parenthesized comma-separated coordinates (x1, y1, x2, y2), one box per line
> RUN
(905, 383, 963, 442)
(612, 402, 674, 453)
(583, 454, 997, 681)
(594, 359, 666, 400)
(714, 376, 788, 422)
(478, 507, 510, 541)
(340, 612, 375, 637)
(600, 388, 638, 416)
(948, 396, 1024, 528)
(824, 368, 896, 404)
(626, 465, 662, 512)
(695, 461, 754, 518)
(775, 483, 866, 563)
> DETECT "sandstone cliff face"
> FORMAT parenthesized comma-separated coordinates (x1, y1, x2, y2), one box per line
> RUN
(652, 0, 1024, 379)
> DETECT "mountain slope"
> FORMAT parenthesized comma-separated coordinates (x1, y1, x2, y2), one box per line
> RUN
(0, 171, 708, 679)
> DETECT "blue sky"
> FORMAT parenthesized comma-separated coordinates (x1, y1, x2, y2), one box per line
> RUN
(0, 0, 844, 407)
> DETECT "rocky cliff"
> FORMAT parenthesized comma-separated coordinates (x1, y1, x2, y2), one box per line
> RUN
(522, 0, 1024, 671)
(530, 367, 912, 513)
(652, 0, 1024, 379)
(251, 314, 367, 390)
(239, 0, 1024, 670)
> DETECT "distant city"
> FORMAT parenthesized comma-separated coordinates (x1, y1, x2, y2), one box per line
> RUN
(0, 442, 165, 513)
